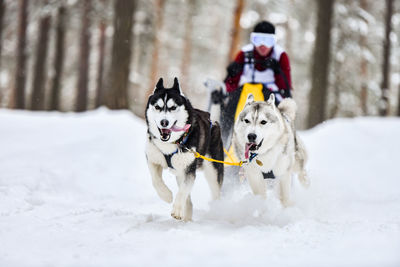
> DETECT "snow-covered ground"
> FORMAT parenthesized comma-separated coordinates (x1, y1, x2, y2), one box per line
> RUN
(0, 108, 399, 267)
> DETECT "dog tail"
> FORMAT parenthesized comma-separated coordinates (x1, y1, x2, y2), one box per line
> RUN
(297, 169, 310, 188)
(294, 135, 310, 188)
(278, 98, 297, 121)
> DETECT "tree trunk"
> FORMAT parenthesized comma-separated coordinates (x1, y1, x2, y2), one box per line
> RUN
(0, 0, 5, 69)
(307, 0, 335, 128)
(359, 0, 369, 115)
(360, 53, 368, 115)
(95, 21, 106, 108)
(397, 81, 400, 116)
(180, 0, 196, 92)
(76, 0, 91, 112)
(228, 0, 244, 62)
(49, 6, 66, 111)
(379, 0, 393, 116)
(0, 0, 5, 104)
(397, 80, 400, 117)
(147, 0, 165, 96)
(284, 20, 292, 63)
(12, 0, 28, 109)
(329, 49, 344, 119)
(106, 0, 135, 109)
(30, 15, 51, 110)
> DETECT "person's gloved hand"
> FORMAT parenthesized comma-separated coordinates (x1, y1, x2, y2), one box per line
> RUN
(226, 61, 243, 77)
(262, 58, 280, 73)
(211, 90, 224, 104)
(280, 89, 292, 98)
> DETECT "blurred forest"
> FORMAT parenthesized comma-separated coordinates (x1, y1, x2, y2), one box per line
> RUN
(0, 0, 399, 129)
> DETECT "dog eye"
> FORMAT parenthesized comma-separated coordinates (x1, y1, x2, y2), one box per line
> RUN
(154, 105, 162, 111)
(244, 119, 250, 124)
(170, 106, 177, 111)
(260, 120, 267, 125)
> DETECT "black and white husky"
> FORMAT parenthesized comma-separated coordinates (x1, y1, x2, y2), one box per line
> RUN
(145, 78, 224, 221)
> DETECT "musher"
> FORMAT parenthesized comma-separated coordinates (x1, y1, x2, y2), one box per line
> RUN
(224, 20, 293, 103)
(217, 20, 293, 145)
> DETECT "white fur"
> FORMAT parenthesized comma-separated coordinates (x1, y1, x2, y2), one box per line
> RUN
(202, 157, 221, 200)
(166, 98, 175, 108)
(156, 98, 164, 108)
(233, 97, 308, 206)
(209, 104, 221, 123)
(277, 98, 297, 121)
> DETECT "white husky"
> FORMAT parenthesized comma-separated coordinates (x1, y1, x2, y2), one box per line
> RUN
(232, 94, 309, 206)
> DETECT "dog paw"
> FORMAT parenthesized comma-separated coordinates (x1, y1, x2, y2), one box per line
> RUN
(300, 176, 311, 188)
(171, 203, 185, 221)
(281, 199, 294, 207)
(157, 188, 173, 203)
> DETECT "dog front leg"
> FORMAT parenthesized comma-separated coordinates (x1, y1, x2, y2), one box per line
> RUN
(148, 162, 173, 203)
(244, 165, 266, 198)
(171, 173, 195, 221)
(279, 173, 294, 207)
(185, 195, 193, 221)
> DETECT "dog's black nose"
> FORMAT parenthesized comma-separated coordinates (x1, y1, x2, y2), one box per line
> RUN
(160, 119, 169, 127)
(247, 133, 257, 142)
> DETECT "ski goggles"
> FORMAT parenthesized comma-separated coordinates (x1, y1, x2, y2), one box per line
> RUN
(250, 32, 276, 47)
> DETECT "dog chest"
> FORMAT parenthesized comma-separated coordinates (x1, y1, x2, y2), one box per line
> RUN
(169, 151, 195, 170)
(146, 140, 196, 170)
(257, 150, 293, 175)
(146, 140, 169, 167)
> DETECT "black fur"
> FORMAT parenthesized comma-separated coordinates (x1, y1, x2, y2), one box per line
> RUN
(184, 108, 224, 185)
(145, 77, 224, 185)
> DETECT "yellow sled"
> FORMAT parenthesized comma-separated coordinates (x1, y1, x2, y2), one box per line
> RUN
(225, 83, 265, 163)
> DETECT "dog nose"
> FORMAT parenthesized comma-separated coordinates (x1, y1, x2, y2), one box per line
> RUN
(160, 119, 169, 127)
(247, 133, 257, 142)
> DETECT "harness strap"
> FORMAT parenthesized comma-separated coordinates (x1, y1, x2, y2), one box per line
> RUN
(192, 150, 245, 167)
(250, 152, 274, 179)
(242, 49, 291, 91)
(164, 128, 191, 169)
(163, 120, 212, 169)
(244, 51, 255, 83)
(164, 153, 174, 169)
(262, 171, 275, 179)
(249, 152, 258, 162)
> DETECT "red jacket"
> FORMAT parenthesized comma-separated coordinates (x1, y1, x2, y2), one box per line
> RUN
(225, 46, 292, 93)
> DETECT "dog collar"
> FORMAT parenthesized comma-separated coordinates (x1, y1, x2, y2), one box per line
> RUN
(165, 126, 191, 169)
(249, 152, 257, 162)
(248, 152, 272, 178)
(174, 124, 191, 147)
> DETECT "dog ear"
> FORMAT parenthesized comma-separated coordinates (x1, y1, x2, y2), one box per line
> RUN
(267, 93, 275, 105)
(172, 77, 184, 95)
(153, 78, 164, 93)
(245, 93, 254, 105)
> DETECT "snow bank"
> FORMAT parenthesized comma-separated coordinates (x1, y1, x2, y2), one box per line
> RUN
(0, 109, 399, 267)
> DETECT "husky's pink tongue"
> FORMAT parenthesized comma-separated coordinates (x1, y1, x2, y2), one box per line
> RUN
(245, 143, 252, 159)
(171, 124, 191, 132)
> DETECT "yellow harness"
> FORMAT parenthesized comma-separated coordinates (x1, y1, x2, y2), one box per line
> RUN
(189, 148, 246, 166)
(191, 83, 266, 167)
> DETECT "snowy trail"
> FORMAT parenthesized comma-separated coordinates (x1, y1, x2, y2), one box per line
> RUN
(0, 108, 399, 267)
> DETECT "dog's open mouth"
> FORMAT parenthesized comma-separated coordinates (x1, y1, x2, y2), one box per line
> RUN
(245, 139, 263, 159)
(159, 128, 172, 141)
